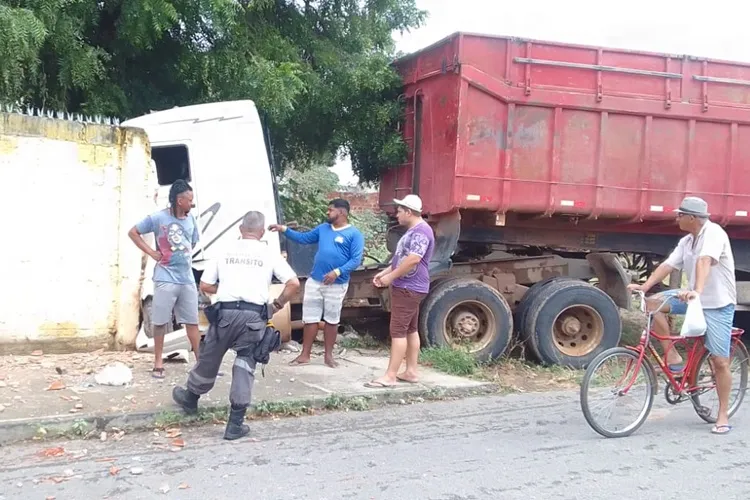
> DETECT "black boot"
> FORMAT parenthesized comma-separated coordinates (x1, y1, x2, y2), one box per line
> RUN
(172, 386, 199, 415)
(223, 406, 250, 440)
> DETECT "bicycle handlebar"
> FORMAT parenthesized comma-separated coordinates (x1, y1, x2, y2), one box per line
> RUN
(630, 289, 647, 313)
(630, 289, 673, 332)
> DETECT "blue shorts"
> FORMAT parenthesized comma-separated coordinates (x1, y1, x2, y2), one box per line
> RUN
(656, 289, 735, 358)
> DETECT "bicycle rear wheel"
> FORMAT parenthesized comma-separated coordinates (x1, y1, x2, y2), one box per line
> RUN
(690, 339, 749, 423)
(580, 347, 656, 438)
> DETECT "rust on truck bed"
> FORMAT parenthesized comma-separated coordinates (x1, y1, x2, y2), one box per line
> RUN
(380, 32, 750, 231)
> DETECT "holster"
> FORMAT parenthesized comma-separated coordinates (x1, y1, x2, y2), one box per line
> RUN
(203, 302, 220, 325)
(253, 325, 281, 365)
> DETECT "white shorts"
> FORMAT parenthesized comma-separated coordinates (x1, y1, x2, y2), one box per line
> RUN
(302, 279, 349, 325)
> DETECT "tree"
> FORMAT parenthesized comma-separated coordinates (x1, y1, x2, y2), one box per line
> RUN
(278, 163, 389, 264)
(0, 0, 426, 183)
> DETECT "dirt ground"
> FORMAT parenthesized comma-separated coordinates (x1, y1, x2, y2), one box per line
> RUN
(0, 310, 653, 418)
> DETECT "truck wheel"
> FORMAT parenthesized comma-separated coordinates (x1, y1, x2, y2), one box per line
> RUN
(141, 297, 175, 339)
(420, 278, 513, 363)
(514, 276, 579, 343)
(417, 277, 463, 344)
(525, 280, 621, 369)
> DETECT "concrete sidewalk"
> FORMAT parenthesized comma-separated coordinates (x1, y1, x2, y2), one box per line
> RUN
(0, 344, 491, 445)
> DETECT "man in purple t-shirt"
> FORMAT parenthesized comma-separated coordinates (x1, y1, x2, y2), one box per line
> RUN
(367, 194, 435, 388)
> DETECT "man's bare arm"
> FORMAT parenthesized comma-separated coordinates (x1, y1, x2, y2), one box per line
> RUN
(693, 256, 713, 294)
(374, 265, 392, 279)
(275, 277, 300, 308)
(199, 281, 218, 295)
(641, 262, 676, 293)
(128, 226, 161, 261)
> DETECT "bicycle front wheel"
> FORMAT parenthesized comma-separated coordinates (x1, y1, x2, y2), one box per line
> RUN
(580, 347, 656, 438)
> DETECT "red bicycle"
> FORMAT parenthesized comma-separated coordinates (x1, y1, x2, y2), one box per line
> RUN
(580, 290, 748, 438)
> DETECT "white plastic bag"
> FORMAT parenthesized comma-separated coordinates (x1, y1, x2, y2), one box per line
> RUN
(680, 296, 707, 337)
(94, 362, 133, 386)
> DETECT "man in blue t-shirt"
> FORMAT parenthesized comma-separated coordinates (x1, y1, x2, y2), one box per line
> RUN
(128, 180, 201, 378)
(270, 198, 364, 367)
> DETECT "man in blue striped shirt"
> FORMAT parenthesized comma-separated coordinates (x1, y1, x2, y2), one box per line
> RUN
(270, 199, 364, 367)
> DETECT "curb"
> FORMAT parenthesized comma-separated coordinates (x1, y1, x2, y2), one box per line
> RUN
(0, 382, 497, 446)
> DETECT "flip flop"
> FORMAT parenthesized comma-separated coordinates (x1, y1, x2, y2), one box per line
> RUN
(152, 367, 165, 379)
(396, 375, 419, 384)
(711, 424, 733, 435)
(668, 364, 684, 373)
(364, 380, 396, 388)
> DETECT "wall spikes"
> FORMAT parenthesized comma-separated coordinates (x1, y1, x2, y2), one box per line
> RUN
(1, 104, 120, 127)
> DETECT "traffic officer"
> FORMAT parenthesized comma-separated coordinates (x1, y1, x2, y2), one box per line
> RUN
(172, 211, 300, 440)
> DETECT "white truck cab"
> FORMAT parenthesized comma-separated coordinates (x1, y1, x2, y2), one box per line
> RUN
(122, 100, 287, 358)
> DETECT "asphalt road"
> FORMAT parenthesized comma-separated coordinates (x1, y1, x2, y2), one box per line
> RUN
(1, 390, 748, 499)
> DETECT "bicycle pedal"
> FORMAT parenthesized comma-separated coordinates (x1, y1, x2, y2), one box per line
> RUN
(696, 406, 711, 417)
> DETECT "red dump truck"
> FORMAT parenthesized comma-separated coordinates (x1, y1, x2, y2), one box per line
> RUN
(286, 32, 750, 369)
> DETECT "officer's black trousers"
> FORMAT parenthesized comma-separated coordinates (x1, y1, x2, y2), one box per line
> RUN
(186, 308, 264, 409)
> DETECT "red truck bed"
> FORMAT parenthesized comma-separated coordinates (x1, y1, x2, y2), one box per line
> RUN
(380, 32, 750, 227)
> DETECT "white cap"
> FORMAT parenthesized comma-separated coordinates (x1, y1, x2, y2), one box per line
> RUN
(394, 194, 423, 213)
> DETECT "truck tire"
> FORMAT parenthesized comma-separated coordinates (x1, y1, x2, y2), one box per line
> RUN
(417, 277, 465, 344)
(419, 278, 513, 363)
(514, 276, 579, 343)
(525, 280, 621, 369)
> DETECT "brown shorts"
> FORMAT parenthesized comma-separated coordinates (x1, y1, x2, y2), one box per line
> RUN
(390, 286, 427, 339)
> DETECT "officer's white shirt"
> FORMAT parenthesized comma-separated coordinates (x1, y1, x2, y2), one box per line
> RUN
(200, 239, 297, 305)
(664, 220, 736, 309)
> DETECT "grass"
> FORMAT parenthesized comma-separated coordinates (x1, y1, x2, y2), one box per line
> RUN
(483, 358, 583, 393)
(419, 346, 478, 376)
(155, 406, 230, 428)
(144, 389, 487, 432)
(336, 307, 687, 395)
(338, 334, 383, 350)
(417, 344, 584, 393)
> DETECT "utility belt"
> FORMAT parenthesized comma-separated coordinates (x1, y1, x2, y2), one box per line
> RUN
(203, 299, 281, 375)
(204, 300, 269, 324)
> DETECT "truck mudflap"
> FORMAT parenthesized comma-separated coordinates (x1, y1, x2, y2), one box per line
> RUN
(430, 210, 461, 274)
(386, 209, 461, 276)
(585, 253, 631, 310)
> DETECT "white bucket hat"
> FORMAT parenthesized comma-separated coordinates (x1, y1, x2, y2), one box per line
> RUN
(674, 196, 710, 217)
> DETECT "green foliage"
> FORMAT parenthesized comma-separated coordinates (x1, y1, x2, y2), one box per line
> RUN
(278, 163, 340, 229)
(0, 4, 47, 102)
(350, 209, 389, 264)
(278, 163, 389, 264)
(0, 0, 426, 182)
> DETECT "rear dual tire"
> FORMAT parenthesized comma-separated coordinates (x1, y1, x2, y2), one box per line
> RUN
(418, 276, 621, 369)
(520, 280, 621, 369)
